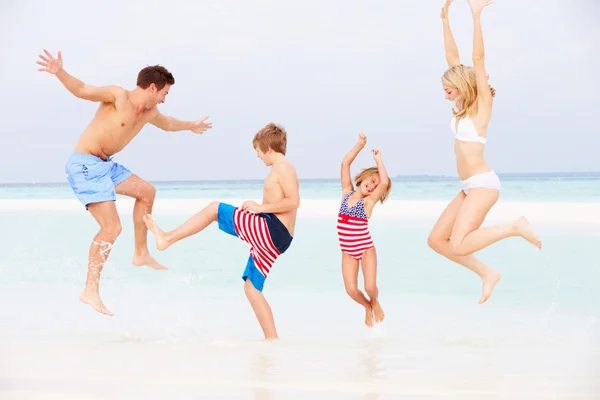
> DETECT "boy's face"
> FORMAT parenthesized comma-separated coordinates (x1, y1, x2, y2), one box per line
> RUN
(255, 146, 272, 166)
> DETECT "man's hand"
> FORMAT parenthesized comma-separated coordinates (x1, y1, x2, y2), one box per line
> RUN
(191, 116, 213, 134)
(241, 201, 263, 213)
(37, 49, 63, 74)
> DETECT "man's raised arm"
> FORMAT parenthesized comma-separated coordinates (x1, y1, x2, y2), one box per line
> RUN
(37, 49, 125, 103)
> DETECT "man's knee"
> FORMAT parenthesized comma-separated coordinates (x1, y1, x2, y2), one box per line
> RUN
(138, 183, 156, 202)
(100, 219, 122, 239)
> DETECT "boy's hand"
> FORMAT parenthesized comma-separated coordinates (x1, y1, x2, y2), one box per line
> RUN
(241, 200, 262, 213)
(357, 132, 367, 147)
(372, 148, 382, 161)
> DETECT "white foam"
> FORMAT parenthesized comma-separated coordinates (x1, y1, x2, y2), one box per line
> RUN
(1, 198, 599, 224)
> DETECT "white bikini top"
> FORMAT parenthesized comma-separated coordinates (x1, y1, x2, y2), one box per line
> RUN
(451, 115, 486, 144)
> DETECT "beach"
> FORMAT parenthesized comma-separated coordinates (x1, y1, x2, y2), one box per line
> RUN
(1, 181, 599, 399)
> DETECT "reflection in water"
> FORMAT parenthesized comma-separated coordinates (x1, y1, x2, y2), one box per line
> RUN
(250, 341, 277, 400)
(362, 336, 387, 400)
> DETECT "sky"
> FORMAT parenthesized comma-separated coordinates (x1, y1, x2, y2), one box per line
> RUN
(0, 0, 598, 183)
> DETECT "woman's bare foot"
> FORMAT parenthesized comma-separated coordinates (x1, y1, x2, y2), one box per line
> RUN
(143, 214, 171, 251)
(132, 253, 168, 271)
(80, 289, 114, 316)
(514, 217, 542, 249)
(365, 304, 375, 327)
(479, 270, 501, 304)
(372, 301, 385, 323)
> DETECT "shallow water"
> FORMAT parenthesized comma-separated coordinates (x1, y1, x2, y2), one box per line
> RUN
(1, 208, 598, 398)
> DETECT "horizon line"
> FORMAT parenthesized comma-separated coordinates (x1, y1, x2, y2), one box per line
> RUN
(1, 171, 599, 186)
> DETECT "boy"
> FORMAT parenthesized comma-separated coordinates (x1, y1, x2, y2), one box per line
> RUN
(143, 123, 299, 339)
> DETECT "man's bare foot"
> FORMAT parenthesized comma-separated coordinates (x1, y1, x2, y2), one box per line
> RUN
(514, 217, 542, 249)
(365, 304, 375, 327)
(143, 214, 171, 251)
(132, 253, 168, 271)
(80, 289, 114, 316)
(372, 301, 385, 323)
(479, 270, 501, 304)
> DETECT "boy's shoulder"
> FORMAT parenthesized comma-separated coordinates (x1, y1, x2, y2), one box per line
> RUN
(271, 160, 298, 184)
(273, 159, 297, 174)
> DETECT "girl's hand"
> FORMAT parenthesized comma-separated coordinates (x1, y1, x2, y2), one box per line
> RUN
(357, 132, 367, 147)
(372, 148, 382, 161)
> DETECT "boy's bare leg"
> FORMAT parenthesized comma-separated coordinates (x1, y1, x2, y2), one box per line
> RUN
(342, 252, 374, 327)
(115, 175, 167, 270)
(244, 279, 278, 339)
(81, 201, 122, 316)
(361, 248, 384, 323)
(144, 201, 220, 251)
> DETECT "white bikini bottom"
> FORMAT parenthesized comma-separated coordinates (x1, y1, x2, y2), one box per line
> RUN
(460, 170, 501, 195)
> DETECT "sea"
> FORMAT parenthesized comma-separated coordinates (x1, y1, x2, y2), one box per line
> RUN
(0, 173, 599, 399)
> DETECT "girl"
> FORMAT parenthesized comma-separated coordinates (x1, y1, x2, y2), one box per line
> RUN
(428, 0, 542, 304)
(338, 132, 391, 327)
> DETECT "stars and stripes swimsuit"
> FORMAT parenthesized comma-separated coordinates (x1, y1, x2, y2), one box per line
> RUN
(337, 191, 374, 260)
(217, 202, 293, 291)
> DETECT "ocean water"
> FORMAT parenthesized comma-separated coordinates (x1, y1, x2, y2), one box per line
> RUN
(1, 177, 599, 399)
(1, 172, 600, 202)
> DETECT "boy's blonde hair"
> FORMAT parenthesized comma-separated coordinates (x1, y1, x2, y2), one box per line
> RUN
(354, 167, 392, 204)
(252, 122, 287, 155)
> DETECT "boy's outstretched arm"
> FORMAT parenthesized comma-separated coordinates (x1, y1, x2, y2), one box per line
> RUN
(243, 163, 300, 214)
(341, 133, 367, 194)
(149, 112, 212, 134)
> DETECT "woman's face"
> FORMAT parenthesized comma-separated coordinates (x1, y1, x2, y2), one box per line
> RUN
(443, 85, 459, 101)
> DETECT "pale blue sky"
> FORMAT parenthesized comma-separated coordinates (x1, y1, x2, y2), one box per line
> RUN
(0, 0, 598, 183)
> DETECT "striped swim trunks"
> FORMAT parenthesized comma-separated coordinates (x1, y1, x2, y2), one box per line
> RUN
(217, 202, 293, 291)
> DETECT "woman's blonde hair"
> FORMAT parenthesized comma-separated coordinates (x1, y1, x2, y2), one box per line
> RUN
(354, 167, 392, 204)
(441, 64, 495, 119)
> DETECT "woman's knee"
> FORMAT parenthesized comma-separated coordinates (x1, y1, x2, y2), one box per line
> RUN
(449, 238, 468, 256)
(427, 233, 446, 253)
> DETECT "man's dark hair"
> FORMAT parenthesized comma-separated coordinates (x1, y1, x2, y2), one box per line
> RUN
(137, 65, 174, 90)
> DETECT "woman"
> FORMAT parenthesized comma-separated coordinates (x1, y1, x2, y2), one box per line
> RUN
(428, 0, 542, 304)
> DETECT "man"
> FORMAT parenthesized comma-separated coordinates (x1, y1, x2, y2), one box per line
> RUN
(36, 49, 212, 316)
(143, 123, 299, 339)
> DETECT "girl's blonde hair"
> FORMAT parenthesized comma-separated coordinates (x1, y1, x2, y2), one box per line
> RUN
(441, 64, 495, 120)
(354, 167, 392, 204)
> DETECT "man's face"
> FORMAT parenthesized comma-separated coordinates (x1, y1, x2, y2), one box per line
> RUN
(147, 83, 170, 107)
